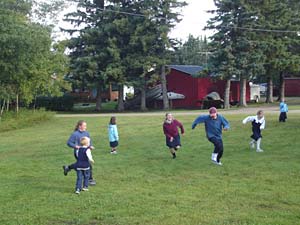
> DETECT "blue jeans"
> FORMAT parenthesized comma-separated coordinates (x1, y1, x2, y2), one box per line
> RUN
(75, 169, 90, 190)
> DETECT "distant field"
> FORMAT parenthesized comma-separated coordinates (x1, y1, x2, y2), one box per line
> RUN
(0, 112, 299, 224)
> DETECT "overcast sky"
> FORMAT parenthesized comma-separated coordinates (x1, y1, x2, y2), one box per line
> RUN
(55, 0, 216, 41)
(170, 0, 216, 40)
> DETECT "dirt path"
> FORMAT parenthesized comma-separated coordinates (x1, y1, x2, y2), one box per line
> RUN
(55, 106, 300, 118)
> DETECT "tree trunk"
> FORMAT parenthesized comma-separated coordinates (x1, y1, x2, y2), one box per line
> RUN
(278, 72, 285, 102)
(265, 77, 274, 103)
(0, 99, 5, 117)
(160, 65, 169, 110)
(224, 79, 231, 109)
(239, 78, 247, 107)
(95, 86, 102, 111)
(6, 98, 9, 111)
(16, 94, 19, 113)
(117, 85, 124, 112)
(33, 96, 37, 111)
(140, 86, 147, 111)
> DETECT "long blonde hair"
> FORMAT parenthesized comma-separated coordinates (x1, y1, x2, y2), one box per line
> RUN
(80, 136, 90, 147)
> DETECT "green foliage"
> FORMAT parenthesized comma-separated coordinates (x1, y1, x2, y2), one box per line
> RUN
(0, 108, 54, 132)
(0, 0, 70, 108)
(31, 0, 66, 26)
(64, 0, 187, 110)
(171, 35, 209, 66)
(207, 0, 265, 81)
(206, 0, 300, 104)
(0, 112, 299, 224)
(35, 96, 74, 111)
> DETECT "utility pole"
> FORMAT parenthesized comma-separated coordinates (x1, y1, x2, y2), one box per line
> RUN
(197, 51, 212, 67)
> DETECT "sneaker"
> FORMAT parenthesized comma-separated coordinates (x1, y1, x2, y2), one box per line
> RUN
(212, 160, 222, 166)
(75, 189, 80, 194)
(63, 165, 69, 176)
(110, 150, 117, 154)
(172, 153, 176, 159)
(89, 179, 96, 185)
(256, 149, 264, 152)
(82, 187, 89, 191)
(175, 145, 181, 150)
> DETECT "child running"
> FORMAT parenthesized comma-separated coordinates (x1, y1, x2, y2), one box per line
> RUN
(242, 110, 265, 152)
(192, 107, 229, 166)
(63, 120, 96, 186)
(73, 136, 95, 194)
(108, 116, 119, 154)
(163, 113, 185, 159)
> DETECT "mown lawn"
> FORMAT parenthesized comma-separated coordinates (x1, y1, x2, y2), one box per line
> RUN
(0, 112, 299, 225)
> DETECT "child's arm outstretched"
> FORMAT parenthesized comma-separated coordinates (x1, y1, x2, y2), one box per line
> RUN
(192, 115, 209, 129)
(242, 116, 254, 124)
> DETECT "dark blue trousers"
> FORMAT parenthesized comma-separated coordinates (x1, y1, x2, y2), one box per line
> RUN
(208, 137, 223, 162)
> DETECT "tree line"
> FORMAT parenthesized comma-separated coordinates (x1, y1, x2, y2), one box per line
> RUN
(1, 0, 300, 114)
(63, 0, 186, 111)
(63, 0, 300, 110)
(206, 0, 300, 108)
(0, 0, 69, 115)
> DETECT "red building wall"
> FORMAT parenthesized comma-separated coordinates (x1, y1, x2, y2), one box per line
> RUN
(285, 78, 300, 96)
(166, 69, 199, 108)
(166, 69, 251, 108)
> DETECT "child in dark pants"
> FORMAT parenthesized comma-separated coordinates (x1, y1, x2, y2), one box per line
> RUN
(279, 100, 288, 122)
(63, 120, 96, 186)
(163, 113, 185, 159)
(73, 137, 95, 194)
(192, 107, 230, 166)
(108, 116, 119, 154)
(242, 110, 265, 152)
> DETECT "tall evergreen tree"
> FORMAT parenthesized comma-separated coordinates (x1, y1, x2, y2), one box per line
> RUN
(64, 0, 186, 111)
(206, 0, 265, 108)
(254, 0, 300, 102)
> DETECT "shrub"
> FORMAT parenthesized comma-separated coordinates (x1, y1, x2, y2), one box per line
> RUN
(0, 108, 55, 133)
(34, 95, 74, 111)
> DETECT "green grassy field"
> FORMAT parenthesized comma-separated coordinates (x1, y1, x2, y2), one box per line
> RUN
(0, 112, 299, 225)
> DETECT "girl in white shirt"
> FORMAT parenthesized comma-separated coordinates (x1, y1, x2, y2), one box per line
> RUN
(242, 110, 265, 152)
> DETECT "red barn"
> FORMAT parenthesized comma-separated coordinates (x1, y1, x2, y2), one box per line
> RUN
(284, 78, 300, 97)
(164, 65, 250, 108)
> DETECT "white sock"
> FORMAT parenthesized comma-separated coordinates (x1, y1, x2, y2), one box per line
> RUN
(211, 153, 217, 161)
(249, 139, 255, 148)
(256, 138, 262, 150)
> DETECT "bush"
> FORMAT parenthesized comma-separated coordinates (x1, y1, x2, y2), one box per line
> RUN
(34, 95, 74, 111)
(0, 108, 55, 132)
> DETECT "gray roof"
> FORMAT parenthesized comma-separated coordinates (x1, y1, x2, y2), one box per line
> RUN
(168, 65, 203, 76)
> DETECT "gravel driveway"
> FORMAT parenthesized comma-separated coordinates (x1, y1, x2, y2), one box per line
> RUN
(56, 106, 300, 118)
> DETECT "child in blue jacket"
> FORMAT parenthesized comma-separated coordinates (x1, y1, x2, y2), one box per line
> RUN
(108, 116, 119, 154)
(279, 100, 288, 122)
(192, 107, 230, 166)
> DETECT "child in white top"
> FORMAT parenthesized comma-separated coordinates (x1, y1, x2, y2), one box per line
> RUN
(242, 110, 265, 152)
